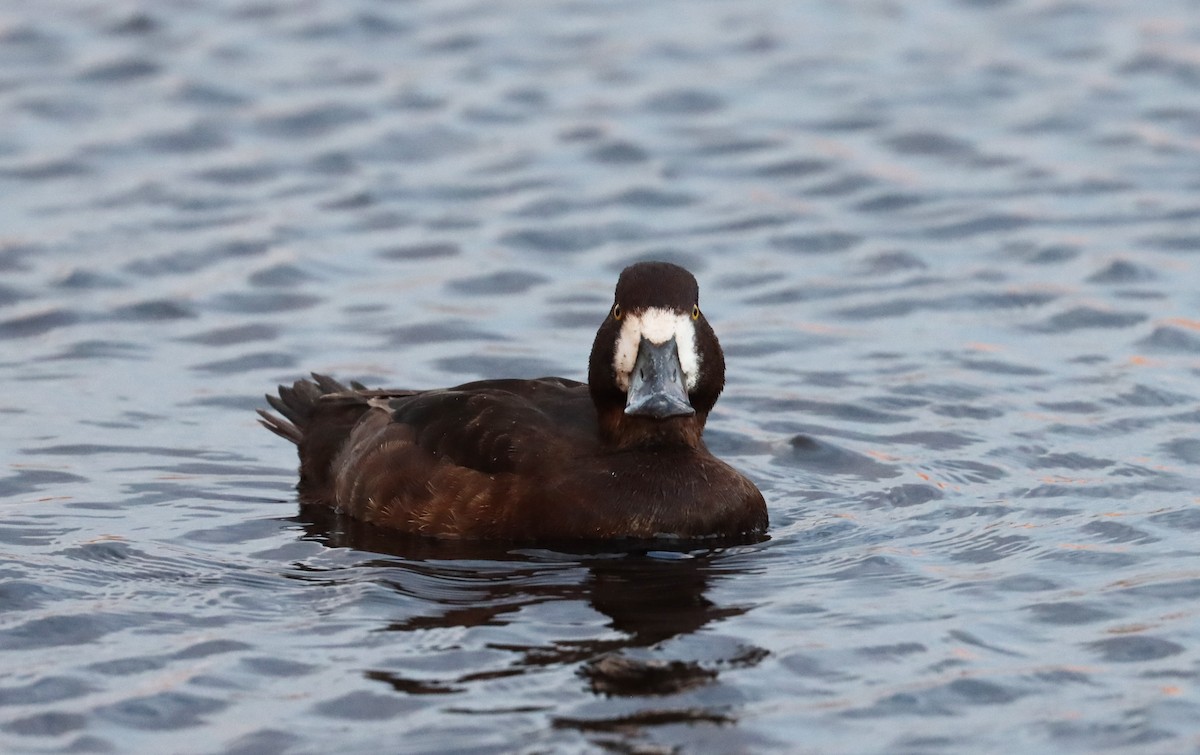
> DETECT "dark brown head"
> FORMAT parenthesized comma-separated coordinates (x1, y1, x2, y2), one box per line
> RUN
(588, 262, 726, 448)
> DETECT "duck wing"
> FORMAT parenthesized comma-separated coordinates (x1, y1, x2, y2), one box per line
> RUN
(263, 375, 596, 536)
(377, 377, 593, 474)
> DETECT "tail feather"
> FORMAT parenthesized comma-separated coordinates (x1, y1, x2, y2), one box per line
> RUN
(258, 373, 352, 445)
(311, 373, 350, 395)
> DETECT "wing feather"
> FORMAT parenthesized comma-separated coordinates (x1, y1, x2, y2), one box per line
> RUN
(387, 379, 594, 475)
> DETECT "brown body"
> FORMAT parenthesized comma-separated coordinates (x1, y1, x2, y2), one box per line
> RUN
(259, 263, 768, 541)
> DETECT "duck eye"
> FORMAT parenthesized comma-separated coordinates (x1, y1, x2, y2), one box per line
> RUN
(612, 304, 622, 321)
(691, 305, 700, 320)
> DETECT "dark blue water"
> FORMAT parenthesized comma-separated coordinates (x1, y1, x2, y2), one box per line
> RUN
(2, 0, 1199, 751)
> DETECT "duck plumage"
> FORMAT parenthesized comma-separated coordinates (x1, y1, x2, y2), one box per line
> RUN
(259, 262, 767, 541)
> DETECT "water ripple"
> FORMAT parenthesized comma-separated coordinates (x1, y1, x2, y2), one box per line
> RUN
(2, 1, 1200, 752)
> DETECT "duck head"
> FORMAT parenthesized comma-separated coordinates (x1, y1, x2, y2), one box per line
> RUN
(589, 262, 726, 448)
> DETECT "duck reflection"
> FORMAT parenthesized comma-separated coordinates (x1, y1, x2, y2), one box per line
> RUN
(291, 503, 769, 701)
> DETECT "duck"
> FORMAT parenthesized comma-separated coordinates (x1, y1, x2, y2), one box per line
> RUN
(258, 261, 768, 541)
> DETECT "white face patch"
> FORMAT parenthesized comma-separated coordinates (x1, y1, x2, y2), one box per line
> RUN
(612, 307, 701, 392)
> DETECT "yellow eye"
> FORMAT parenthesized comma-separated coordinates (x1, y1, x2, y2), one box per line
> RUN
(691, 305, 700, 320)
(613, 304, 622, 321)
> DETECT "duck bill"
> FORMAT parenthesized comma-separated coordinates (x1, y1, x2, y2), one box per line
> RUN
(625, 336, 695, 418)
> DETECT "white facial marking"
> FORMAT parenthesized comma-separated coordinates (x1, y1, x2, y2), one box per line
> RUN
(612, 307, 701, 391)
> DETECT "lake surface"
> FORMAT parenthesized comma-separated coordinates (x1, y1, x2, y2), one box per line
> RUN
(2, 0, 1199, 752)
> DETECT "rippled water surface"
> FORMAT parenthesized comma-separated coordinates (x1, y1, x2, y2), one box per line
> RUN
(3, 0, 1200, 752)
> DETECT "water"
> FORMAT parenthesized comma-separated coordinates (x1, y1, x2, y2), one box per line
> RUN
(2, 0, 1199, 751)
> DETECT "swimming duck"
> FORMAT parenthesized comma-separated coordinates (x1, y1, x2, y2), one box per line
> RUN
(259, 261, 767, 541)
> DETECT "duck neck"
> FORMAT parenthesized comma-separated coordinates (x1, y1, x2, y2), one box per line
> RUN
(595, 405, 707, 451)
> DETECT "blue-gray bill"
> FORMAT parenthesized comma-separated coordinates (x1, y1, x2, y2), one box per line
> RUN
(624, 336, 695, 418)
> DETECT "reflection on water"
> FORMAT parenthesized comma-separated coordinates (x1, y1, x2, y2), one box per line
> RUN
(294, 504, 768, 724)
(2, 0, 1200, 751)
